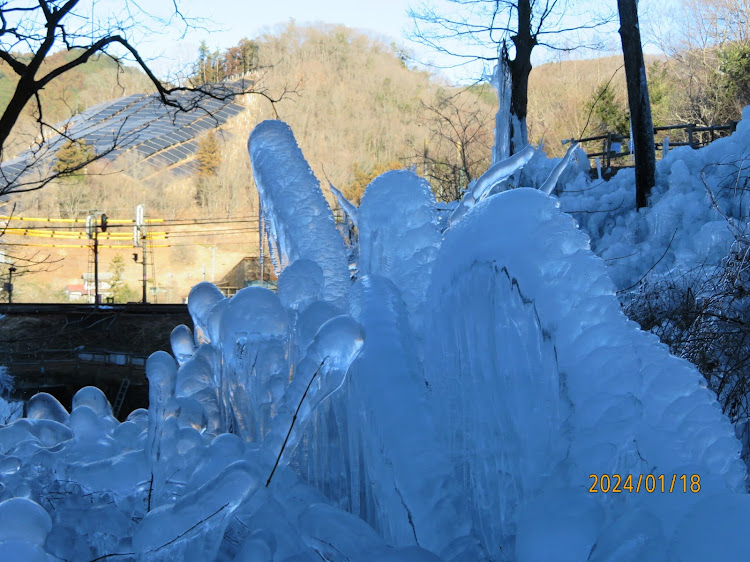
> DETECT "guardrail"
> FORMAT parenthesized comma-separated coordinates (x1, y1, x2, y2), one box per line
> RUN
(0, 303, 188, 315)
(566, 121, 739, 172)
(3, 348, 151, 387)
(5, 348, 149, 367)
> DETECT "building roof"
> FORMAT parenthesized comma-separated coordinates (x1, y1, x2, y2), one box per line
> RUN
(0, 79, 250, 192)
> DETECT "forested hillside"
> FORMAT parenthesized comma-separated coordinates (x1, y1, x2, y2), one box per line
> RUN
(2, 24, 498, 301)
(249, 23, 496, 203)
(4, 21, 750, 302)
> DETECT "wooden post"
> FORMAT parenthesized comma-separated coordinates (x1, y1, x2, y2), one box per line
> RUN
(605, 133, 612, 171)
(688, 123, 694, 148)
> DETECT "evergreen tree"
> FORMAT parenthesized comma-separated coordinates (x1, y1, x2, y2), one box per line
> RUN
(108, 254, 137, 303)
(196, 131, 221, 178)
(196, 41, 210, 84)
(53, 138, 95, 181)
(195, 131, 222, 208)
(587, 84, 630, 136)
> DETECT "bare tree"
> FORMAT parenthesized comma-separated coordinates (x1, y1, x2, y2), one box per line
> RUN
(657, 0, 750, 126)
(410, 0, 611, 155)
(0, 0, 286, 198)
(416, 88, 494, 201)
(617, 0, 656, 209)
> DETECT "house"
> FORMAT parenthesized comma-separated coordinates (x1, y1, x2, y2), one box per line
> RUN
(216, 256, 277, 296)
(65, 284, 88, 302)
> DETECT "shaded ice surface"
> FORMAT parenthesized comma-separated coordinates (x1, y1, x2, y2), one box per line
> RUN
(426, 188, 745, 559)
(2, 115, 750, 561)
(0, 366, 22, 425)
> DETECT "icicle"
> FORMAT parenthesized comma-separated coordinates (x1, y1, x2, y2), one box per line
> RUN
(491, 45, 513, 164)
(328, 181, 359, 229)
(540, 142, 579, 195)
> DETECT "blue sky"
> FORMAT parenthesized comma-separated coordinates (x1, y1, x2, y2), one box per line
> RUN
(140, 0, 427, 78)
(131, 0, 667, 83)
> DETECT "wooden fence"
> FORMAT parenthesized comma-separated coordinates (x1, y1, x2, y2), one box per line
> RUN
(567, 121, 739, 172)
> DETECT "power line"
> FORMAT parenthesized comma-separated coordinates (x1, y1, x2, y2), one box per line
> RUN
(2, 218, 260, 229)
(0, 242, 170, 249)
(163, 228, 258, 237)
(3, 228, 167, 240)
(0, 215, 164, 224)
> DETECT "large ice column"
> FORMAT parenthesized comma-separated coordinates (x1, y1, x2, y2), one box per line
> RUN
(145, 352, 178, 466)
(425, 222, 566, 555)
(425, 188, 746, 557)
(357, 170, 441, 335)
(175, 344, 222, 435)
(144, 351, 180, 508)
(345, 274, 471, 555)
(248, 120, 351, 307)
(264, 315, 364, 479)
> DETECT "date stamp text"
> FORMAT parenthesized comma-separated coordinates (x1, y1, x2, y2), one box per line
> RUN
(588, 474, 701, 493)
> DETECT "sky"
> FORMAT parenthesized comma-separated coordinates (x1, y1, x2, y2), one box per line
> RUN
(98, 0, 670, 83)
(139, 0, 429, 79)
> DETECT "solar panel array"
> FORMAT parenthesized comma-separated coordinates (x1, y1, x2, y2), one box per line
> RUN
(1, 82, 248, 191)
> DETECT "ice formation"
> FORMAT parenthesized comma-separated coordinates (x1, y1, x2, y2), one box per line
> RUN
(248, 120, 350, 307)
(450, 144, 535, 224)
(2, 113, 750, 560)
(357, 170, 441, 335)
(328, 181, 359, 229)
(491, 51, 528, 161)
(491, 51, 513, 162)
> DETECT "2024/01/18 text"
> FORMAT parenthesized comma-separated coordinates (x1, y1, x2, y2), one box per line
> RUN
(588, 474, 701, 493)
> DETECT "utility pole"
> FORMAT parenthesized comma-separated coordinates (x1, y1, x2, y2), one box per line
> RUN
(6, 266, 16, 303)
(86, 215, 100, 305)
(142, 235, 147, 304)
(94, 228, 99, 305)
(135, 204, 147, 304)
(87, 213, 108, 306)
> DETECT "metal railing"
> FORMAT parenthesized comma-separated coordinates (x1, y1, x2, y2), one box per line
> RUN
(566, 121, 739, 173)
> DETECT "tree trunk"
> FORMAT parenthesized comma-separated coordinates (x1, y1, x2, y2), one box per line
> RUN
(508, 0, 535, 154)
(618, 0, 656, 209)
